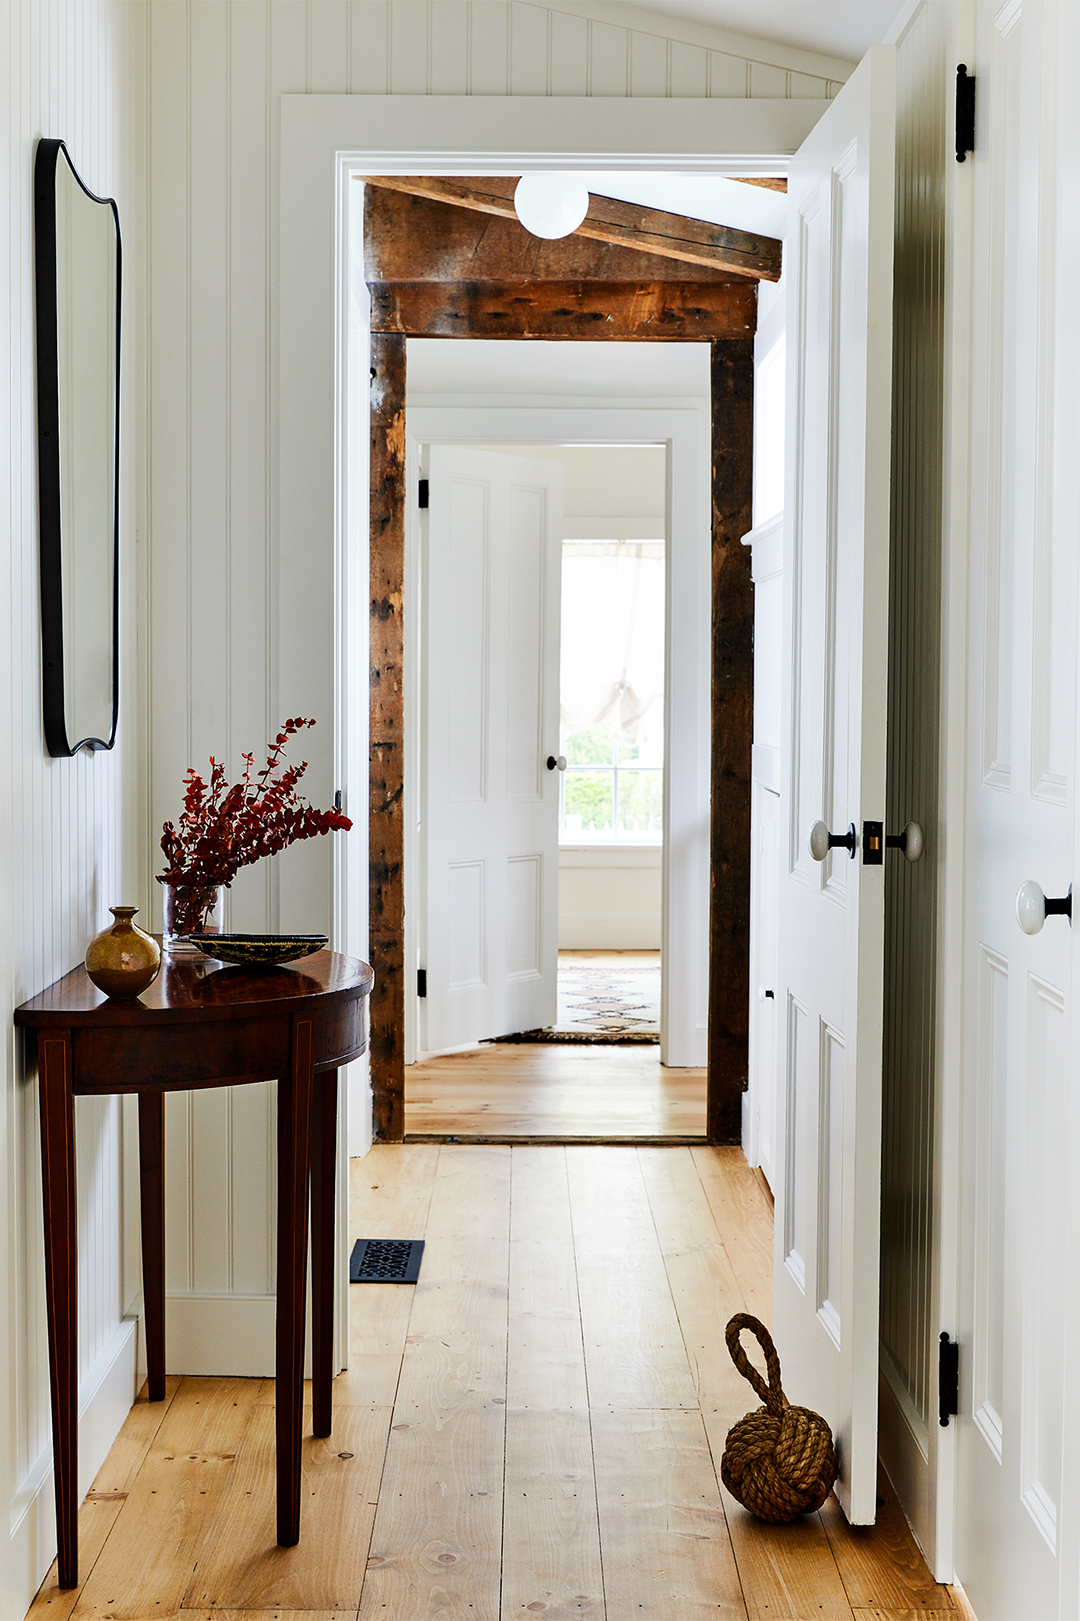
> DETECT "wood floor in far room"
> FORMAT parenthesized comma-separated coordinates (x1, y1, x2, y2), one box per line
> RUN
(406, 1041, 707, 1137)
(27, 1146, 956, 1621)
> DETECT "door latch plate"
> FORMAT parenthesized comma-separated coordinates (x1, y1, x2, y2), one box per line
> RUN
(862, 820, 884, 865)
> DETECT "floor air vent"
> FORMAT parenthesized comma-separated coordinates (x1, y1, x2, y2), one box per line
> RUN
(349, 1238, 425, 1283)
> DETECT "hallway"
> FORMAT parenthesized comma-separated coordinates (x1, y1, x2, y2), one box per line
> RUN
(28, 1145, 954, 1619)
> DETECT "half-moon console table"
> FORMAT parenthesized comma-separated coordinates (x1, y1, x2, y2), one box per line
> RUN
(14, 947, 374, 1589)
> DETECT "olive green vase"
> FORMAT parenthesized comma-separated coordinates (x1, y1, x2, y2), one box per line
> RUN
(85, 906, 162, 1000)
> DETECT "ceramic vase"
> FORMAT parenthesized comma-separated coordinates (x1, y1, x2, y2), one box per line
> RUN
(85, 907, 162, 1000)
(161, 881, 225, 950)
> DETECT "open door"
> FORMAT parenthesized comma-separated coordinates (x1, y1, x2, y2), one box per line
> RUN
(774, 44, 896, 1524)
(420, 444, 563, 1052)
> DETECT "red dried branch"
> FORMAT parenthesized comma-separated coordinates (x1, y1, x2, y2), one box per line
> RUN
(158, 718, 352, 889)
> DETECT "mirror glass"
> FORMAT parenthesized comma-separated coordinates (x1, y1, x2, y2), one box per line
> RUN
(36, 139, 120, 755)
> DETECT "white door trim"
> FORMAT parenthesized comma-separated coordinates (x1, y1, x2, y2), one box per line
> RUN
(405, 400, 712, 1071)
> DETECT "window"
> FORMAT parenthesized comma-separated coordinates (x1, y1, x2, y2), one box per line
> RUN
(559, 538, 664, 844)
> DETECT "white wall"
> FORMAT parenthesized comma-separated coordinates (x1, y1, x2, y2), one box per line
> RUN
(3, 3, 146, 1613)
(559, 846, 662, 948)
(144, 0, 851, 1373)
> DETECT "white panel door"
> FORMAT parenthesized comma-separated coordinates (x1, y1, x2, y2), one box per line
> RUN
(422, 445, 563, 1050)
(775, 44, 896, 1525)
(953, 6, 1080, 1615)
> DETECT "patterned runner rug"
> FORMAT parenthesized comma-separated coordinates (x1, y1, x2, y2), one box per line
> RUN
(496, 958, 660, 1045)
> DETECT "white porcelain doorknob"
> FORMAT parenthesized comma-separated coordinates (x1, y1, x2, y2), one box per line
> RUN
(808, 820, 856, 861)
(893, 821, 924, 862)
(1016, 880, 1072, 935)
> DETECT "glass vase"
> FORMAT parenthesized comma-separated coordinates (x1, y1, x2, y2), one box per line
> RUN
(162, 881, 224, 951)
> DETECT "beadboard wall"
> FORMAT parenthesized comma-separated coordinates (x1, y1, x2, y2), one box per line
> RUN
(2, 1, 146, 1612)
(143, 0, 854, 1373)
(877, 0, 948, 1560)
(143, 0, 850, 938)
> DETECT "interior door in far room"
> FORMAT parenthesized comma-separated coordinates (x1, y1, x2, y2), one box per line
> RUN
(774, 43, 896, 1525)
(421, 445, 563, 1052)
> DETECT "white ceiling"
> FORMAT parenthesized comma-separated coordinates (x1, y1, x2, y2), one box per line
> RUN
(584, 171, 787, 236)
(619, 0, 910, 63)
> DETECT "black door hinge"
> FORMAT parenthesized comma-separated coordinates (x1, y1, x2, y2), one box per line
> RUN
(956, 64, 976, 162)
(418, 478, 429, 509)
(417, 968, 427, 998)
(939, 1333, 960, 1426)
(334, 789, 342, 812)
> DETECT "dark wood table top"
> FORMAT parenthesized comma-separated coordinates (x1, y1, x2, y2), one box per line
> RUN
(14, 947, 374, 1028)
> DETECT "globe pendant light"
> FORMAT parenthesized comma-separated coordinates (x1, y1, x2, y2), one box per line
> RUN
(513, 173, 590, 240)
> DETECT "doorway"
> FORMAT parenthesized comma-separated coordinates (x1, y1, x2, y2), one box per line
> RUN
(365, 188, 762, 1141)
(402, 346, 716, 1135)
(410, 428, 692, 1138)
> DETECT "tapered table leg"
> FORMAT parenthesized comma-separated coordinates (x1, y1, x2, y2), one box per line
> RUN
(310, 1067, 338, 1439)
(138, 1091, 166, 1401)
(276, 1017, 314, 1546)
(38, 1031, 78, 1588)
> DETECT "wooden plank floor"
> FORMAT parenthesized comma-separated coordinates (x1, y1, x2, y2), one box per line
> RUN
(27, 1145, 957, 1621)
(406, 1042, 708, 1137)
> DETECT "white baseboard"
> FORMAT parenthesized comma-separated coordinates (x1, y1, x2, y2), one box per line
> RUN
(6, 1317, 138, 1618)
(163, 1293, 344, 1381)
(558, 915, 662, 949)
(347, 1053, 372, 1157)
(166, 1294, 279, 1377)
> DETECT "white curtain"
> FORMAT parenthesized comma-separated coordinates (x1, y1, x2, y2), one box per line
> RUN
(560, 541, 665, 743)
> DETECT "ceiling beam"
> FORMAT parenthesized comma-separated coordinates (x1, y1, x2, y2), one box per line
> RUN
(362, 175, 781, 282)
(363, 187, 749, 285)
(368, 279, 756, 340)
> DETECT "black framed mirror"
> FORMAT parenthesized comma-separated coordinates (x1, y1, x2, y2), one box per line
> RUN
(35, 138, 121, 756)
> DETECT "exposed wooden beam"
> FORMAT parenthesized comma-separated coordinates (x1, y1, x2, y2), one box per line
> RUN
(362, 174, 781, 282)
(363, 187, 749, 285)
(369, 332, 407, 1144)
(368, 280, 756, 341)
(708, 339, 755, 1142)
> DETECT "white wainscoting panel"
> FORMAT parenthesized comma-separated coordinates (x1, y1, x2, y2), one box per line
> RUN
(3, 2, 145, 1612)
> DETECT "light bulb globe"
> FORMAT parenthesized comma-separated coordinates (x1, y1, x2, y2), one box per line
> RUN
(513, 173, 590, 240)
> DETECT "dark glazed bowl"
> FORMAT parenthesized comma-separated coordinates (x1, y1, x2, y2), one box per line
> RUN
(184, 933, 329, 967)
